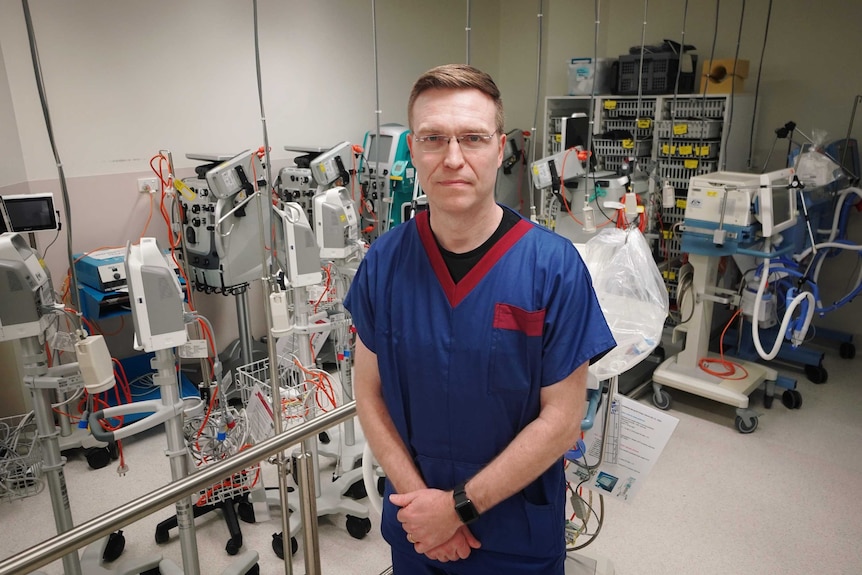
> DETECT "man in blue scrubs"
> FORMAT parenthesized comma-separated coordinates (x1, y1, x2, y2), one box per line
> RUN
(344, 64, 616, 574)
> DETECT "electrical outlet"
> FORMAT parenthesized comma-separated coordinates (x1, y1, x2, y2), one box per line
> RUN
(137, 177, 160, 194)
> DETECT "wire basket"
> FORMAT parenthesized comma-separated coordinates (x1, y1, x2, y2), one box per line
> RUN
(666, 98, 726, 119)
(185, 407, 261, 507)
(602, 99, 656, 118)
(0, 414, 44, 502)
(656, 120, 722, 139)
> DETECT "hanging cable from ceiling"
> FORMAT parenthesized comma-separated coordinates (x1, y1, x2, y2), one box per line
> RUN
(20, 0, 82, 329)
(528, 0, 545, 222)
(370, 0, 384, 230)
(747, 0, 773, 170)
(466, 0, 472, 65)
(722, 0, 746, 171)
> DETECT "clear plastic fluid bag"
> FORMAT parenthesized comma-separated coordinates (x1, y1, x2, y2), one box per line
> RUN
(582, 228, 669, 379)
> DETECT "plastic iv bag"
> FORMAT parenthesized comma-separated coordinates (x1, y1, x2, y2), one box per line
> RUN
(582, 228, 669, 379)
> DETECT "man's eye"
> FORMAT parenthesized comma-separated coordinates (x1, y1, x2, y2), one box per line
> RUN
(463, 135, 483, 143)
(425, 135, 444, 143)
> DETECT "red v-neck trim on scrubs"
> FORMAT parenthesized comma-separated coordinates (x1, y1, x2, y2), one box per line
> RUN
(416, 210, 532, 308)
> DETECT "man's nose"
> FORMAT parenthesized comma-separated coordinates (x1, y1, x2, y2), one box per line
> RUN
(442, 137, 465, 168)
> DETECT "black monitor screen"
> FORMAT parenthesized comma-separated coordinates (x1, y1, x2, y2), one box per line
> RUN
(2, 195, 58, 232)
(367, 135, 394, 165)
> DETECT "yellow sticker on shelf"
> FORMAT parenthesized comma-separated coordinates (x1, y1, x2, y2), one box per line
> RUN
(604, 100, 618, 110)
(555, 134, 562, 142)
(684, 159, 699, 169)
(661, 144, 671, 155)
(698, 144, 711, 157)
(676, 199, 687, 209)
(663, 230, 674, 239)
(679, 145, 693, 155)
(673, 123, 689, 135)
(622, 139, 634, 149)
(637, 118, 652, 129)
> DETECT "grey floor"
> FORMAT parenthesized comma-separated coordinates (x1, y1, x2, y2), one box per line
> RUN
(1, 334, 861, 575)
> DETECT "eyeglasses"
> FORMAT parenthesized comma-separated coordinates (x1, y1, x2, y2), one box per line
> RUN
(413, 132, 498, 153)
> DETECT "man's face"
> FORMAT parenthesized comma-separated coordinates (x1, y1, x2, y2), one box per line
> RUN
(407, 88, 505, 216)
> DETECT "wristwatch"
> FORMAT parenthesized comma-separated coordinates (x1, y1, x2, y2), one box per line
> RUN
(453, 481, 480, 525)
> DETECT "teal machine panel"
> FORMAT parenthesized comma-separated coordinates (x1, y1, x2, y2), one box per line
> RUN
(359, 123, 414, 242)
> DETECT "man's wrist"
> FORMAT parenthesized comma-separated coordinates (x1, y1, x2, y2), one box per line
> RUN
(453, 481, 480, 524)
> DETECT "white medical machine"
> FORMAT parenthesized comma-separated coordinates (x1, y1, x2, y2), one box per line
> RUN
(650, 168, 811, 433)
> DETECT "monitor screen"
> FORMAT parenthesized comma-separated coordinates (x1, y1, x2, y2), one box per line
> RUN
(1, 194, 58, 232)
(367, 135, 394, 165)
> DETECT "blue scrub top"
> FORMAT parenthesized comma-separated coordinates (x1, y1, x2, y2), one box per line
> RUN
(344, 207, 616, 560)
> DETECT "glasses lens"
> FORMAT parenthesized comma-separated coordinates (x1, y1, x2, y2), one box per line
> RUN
(419, 136, 446, 152)
(459, 135, 488, 151)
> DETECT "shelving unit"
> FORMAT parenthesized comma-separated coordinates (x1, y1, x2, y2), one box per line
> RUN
(544, 93, 755, 310)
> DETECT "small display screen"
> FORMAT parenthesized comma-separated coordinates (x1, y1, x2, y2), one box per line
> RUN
(771, 187, 794, 230)
(2, 195, 58, 232)
(367, 135, 394, 165)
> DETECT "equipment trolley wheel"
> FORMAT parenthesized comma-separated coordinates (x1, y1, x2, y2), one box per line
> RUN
(782, 389, 803, 410)
(804, 363, 828, 384)
(237, 496, 255, 523)
(85, 446, 112, 470)
(245, 564, 260, 575)
(651, 387, 672, 410)
(154, 524, 170, 545)
(735, 414, 758, 434)
(346, 515, 372, 539)
(763, 394, 774, 409)
(226, 534, 242, 555)
(271, 532, 298, 559)
(840, 342, 856, 359)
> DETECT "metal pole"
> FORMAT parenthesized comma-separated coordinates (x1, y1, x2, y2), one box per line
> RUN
(21, 336, 82, 575)
(251, 2, 295, 572)
(153, 348, 201, 574)
(235, 288, 254, 367)
(0, 403, 357, 575)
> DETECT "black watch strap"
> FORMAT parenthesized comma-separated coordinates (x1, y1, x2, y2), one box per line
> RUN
(453, 481, 480, 525)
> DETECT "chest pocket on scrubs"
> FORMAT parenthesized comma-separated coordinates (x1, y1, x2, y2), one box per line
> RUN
(489, 303, 545, 393)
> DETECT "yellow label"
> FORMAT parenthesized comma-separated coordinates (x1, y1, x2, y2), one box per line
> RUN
(662, 230, 674, 239)
(390, 175, 403, 181)
(622, 139, 634, 149)
(679, 145, 693, 156)
(532, 166, 540, 175)
(661, 144, 672, 155)
(174, 179, 196, 201)
(698, 144, 711, 157)
(555, 134, 562, 142)
(339, 214, 346, 222)
(673, 123, 689, 135)
(662, 270, 677, 280)
(637, 118, 652, 129)
(676, 199, 687, 209)
(603, 100, 618, 110)
(684, 159, 699, 169)
(707, 190, 718, 197)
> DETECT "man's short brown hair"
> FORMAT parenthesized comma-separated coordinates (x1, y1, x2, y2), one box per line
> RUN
(408, 64, 504, 134)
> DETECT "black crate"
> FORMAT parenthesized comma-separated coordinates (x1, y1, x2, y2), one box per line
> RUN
(617, 52, 698, 95)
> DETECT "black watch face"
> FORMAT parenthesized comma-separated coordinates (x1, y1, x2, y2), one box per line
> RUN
(456, 500, 480, 524)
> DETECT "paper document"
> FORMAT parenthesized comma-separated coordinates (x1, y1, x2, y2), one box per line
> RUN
(575, 394, 678, 502)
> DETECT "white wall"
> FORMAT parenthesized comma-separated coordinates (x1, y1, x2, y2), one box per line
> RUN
(0, 0, 502, 353)
(0, 38, 26, 187)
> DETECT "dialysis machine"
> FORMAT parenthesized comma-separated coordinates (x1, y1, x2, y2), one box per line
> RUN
(179, 150, 271, 294)
(358, 123, 414, 242)
(650, 168, 810, 433)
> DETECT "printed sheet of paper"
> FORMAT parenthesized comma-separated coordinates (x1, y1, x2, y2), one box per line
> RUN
(579, 393, 678, 502)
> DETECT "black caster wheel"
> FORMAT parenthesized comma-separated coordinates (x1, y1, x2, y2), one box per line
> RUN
(782, 389, 803, 410)
(226, 535, 242, 556)
(378, 476, 386, 497)
(763, 394, 774, 409)
(238, 497, 255, 523)
(735, 415, 758, 434)
(272, 532, 298, 559)
(804, 363, 828, 384)
(102, 530, 125, 562)
(319, 431, 331, 444)
(154, 525, 170, 545)
(345, 479, 367, 500)
(86, 447, 111, 470)
(346, 515, 372, 539)
(654, 345, 666, 363)
(651, 388, 672, 410)
(245, 564, 260, 575)
(840, 342, 856, 359)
